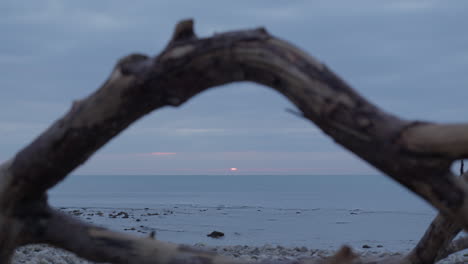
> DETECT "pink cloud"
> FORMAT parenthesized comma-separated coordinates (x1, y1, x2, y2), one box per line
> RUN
(243, 168, 317, 172)
(170, 168, 228, 172)
(150, 152, 176, 156)
(76, 151, 378, 175)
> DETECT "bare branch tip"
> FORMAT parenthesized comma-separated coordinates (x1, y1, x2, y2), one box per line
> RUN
(171, 19, 197, 43)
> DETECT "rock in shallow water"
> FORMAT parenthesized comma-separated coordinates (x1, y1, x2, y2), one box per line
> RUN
(207, 231, 225, 238)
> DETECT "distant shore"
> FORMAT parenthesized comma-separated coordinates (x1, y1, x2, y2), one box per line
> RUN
(11, 207, 468, 263)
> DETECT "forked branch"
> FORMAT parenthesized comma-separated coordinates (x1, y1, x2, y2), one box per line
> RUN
(405, 172, 468, 263)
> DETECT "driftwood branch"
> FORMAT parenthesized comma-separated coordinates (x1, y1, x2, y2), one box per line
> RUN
(30, 207, 244, 264)
(405, 213, 461, 263)
(33, 207, 386, 264)
(1, 19, 468, 263)
(437, 235, 468, 260)
(404, 172, 468, 263)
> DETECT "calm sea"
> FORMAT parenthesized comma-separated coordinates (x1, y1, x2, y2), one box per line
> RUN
(48, 175, 439, 250)
(49, 174, 433, 213)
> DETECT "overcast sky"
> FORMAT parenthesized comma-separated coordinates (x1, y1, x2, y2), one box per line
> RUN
(1, 0, 468, 175)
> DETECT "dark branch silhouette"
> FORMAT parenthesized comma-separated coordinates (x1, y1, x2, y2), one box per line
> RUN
(1, 19, 468, 264)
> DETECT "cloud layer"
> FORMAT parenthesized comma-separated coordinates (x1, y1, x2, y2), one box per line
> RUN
(1, 1, 467, 174)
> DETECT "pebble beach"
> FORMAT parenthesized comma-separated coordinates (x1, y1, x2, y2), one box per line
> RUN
(11, 206, 468, 264)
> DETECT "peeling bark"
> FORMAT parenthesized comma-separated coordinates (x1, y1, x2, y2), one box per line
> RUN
(0, 19, 467, 264)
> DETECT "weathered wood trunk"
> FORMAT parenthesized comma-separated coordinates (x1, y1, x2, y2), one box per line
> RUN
(1, 19, 468, 264)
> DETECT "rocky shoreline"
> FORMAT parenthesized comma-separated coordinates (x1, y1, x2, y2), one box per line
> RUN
(12, 207, 467, 264)
(49, 207, 425, 251)
(12, 243, 468, 264)
(11, 243, 395, 264)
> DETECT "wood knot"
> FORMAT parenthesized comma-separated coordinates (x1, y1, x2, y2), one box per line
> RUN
(117, 53, 150, 75)
(356, 115, 371, 128)
(166, 97, 182, 106)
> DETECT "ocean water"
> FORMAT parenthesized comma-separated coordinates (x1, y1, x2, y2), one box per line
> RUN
(49, 174, 433, 212)
(48, 175, 439, 251)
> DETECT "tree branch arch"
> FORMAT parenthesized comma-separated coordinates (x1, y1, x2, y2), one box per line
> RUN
(1, 19, 468, 264)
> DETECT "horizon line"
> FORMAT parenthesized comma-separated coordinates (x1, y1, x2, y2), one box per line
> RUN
(70, 173, 381, 176)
